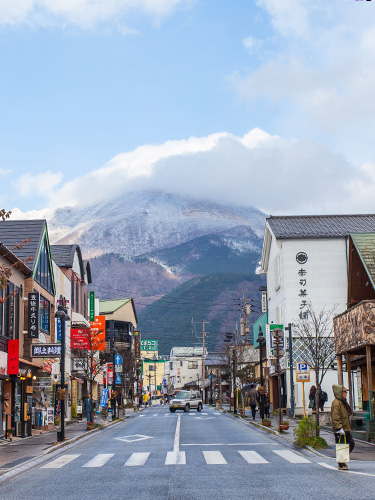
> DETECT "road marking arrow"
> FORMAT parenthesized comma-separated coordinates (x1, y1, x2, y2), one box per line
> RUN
(114, 434, 154, 443)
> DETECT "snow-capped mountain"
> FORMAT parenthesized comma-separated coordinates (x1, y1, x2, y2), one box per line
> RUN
(45, 191, 266, 260)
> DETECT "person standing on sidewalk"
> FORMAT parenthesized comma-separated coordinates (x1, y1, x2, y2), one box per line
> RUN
(249, 385, 258, 420)
(84, 393, 92, 426)
(331, 384, 355, 471)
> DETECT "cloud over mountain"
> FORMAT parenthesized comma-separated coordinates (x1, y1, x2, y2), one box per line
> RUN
(12, 128, 375, 216)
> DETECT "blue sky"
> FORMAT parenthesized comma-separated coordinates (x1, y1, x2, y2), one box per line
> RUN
(1, 0, 375, 215)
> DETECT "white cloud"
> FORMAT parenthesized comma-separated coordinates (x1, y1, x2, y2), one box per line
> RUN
(232, 1, 375, 164)
(0, 168, 11, 176)
(17, 129, 375, 215)
(242, 36, 261, 53)
(14, 171, 63, 197)
(0, 0, 190, 30)
(255, 0, 310, 38)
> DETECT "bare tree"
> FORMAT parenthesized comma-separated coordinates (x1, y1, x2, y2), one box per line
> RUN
(293, 302, 337, 434)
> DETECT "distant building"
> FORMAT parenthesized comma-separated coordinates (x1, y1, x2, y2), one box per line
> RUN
(169, 347, 207, 392)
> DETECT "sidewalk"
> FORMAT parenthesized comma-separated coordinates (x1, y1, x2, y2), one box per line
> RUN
(0, 413, 131, 473)
(219, 407, 375, 461)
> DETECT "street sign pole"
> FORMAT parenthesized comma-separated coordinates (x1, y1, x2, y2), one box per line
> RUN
(302, 381, 306, 418)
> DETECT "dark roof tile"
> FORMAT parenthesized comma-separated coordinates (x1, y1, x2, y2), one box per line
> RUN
(268, 214, 375, 239)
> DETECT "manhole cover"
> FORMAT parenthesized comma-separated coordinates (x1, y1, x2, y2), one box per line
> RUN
(0, 456, 35, 469)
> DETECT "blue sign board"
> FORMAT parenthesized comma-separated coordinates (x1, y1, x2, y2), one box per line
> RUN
(115, 374, 122, 384)
(56, 317, 62, 342)
(114, 354, 123, 365)
(100, 388, 108, 407)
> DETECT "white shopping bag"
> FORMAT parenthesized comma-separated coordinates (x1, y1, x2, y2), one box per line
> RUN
(336, 437, 350, 463)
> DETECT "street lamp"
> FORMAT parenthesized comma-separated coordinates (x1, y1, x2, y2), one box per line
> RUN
(55, 295, 70, 442)
(258, 325, 266, 420)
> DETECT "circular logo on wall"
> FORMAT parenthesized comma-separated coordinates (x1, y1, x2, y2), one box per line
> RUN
(296, 252, 308, 264)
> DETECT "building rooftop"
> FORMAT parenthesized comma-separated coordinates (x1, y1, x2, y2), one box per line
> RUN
(99, 298, 132, 314)
(170, 347, 207, 357)
(0, 219, 46, 271)
(351, 232, 375, 290)
(267, 214, 375, 239)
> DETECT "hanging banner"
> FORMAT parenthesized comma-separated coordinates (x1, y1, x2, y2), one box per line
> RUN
(56, 317, 62, 342)
(89, 291, 95, 322)
(71, 328, 90, 350)
(8, 339, 19, 374)
(28, 292, 40, 339)
(100, 388, 109, 407)
(89, 315, 105, 351)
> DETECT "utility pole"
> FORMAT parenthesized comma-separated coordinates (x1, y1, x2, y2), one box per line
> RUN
(233, 324, 238, 414)
(202, 320, 206, 404)
(285, 323, 295, 418)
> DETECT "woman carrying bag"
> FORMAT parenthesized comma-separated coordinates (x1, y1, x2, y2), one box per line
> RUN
(331, 384, 355, 471)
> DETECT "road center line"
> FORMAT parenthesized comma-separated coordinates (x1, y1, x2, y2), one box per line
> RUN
(174, 414, 181, 452)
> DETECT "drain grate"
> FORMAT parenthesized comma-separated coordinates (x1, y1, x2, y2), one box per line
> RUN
(0, 456, 36, 469)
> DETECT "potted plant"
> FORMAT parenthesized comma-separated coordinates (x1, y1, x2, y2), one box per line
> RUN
(262, 418, 271, 427)
(280, 419, 290, 431)
(6, 427, 15, 441)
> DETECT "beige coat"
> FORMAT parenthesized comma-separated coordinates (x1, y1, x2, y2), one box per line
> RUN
(331, 384, 351, 433)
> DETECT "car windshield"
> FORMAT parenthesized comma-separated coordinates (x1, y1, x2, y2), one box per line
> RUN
(175, 392, 190, 399)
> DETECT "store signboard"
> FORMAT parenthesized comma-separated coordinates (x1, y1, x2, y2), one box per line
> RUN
(31, 344, 61, 358)
(28, 292, 39, 339)
(34, 377, 52, 391)
(141, 340, 158, 351)
(8, 339, 19, 374)
(71, 328, 90, 350)
(89, 316, 105, 351)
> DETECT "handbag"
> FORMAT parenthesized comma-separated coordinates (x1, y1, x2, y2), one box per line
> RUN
(336, 435, 350, 463)
(308, 400, 314, 409)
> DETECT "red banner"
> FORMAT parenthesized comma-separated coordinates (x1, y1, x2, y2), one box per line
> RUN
(8, 339, 19, 375)
(70, 328, 90, 350)
(89, 315, 105, 351)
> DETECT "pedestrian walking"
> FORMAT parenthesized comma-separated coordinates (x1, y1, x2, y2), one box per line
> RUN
(318, 385, 328, 411)
(249, 384, 258, 420)
(84, 393, 92, 426)
(331, 384, 355, 471)
(309, 385, 316, 410)
(264, 392, 270, 418)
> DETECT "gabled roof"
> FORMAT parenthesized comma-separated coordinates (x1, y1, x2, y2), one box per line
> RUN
(50, 244, 91, 283)
(99, 298, 132, 314)
(0, 219, 46, 271)
(267, 214, 375, 239)
(350, 233, 375, 290)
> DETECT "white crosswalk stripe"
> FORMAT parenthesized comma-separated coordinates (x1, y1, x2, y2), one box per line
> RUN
(165, 451, 186, 465)
(41, 454, 80, 469)
(272, 450, 311, 464)
(238, 450, 269, 464)
(40, 449, 313, 469)
(203, 451, 227, 465)
(125, 453, 150, 467)
(82, 454, 114, 468)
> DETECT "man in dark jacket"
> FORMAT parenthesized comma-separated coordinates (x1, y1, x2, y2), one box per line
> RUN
(84, 393, 92, 425)
(331, 384, 355, 471)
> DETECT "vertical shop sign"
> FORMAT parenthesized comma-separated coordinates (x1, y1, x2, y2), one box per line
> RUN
(89, 291, 95, 322)
(8, 339, 19, 375)
(28, 292, 39, 339)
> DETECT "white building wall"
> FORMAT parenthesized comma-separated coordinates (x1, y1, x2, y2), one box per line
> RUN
(266, 233, 356, 413)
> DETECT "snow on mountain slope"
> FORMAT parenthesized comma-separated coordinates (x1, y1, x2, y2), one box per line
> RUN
(43, 191, 266, 260)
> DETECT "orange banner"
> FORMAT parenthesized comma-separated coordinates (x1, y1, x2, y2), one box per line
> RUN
(89, 315, 105, 351)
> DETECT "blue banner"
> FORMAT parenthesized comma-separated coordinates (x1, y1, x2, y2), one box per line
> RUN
(100, 388, 108, 407)
(56, 317, 62, 342)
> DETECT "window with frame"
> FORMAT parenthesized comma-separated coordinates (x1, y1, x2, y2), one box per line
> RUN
(71, 278, 75, 311)
(39, 295, 50, 335)
(188, 361, 198, 369)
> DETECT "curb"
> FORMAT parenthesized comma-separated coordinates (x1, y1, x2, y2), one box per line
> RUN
(0, 415, 132, 485)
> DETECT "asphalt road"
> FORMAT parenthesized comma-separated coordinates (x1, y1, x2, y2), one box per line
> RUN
(1, 405, 375, 500)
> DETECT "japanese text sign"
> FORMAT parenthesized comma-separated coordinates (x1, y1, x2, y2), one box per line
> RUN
(89, 315, 105, 351)
(8, 339, 19, 374)
(71, 328, 90, 350)
(28, 292, 40, 339)
(31, 344, 62, 358)
(141, 340, 158, 351)
(296, 362, 310, 382)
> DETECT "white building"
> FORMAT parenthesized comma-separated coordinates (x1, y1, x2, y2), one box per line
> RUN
(169, 347, 207, 392)
(260, 214, 375, 414)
